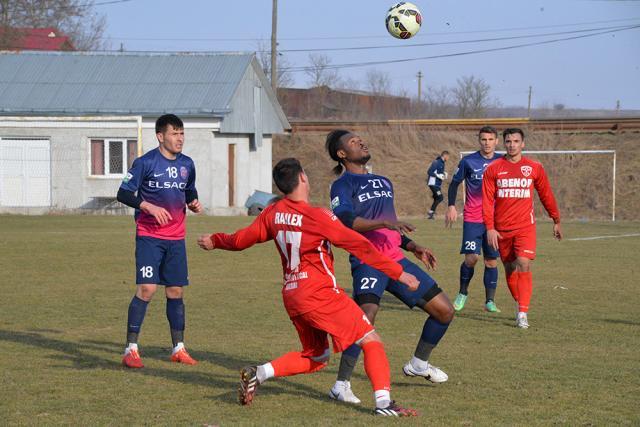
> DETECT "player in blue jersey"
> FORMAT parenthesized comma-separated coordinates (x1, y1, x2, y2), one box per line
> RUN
(445, 126, 502, 313)
(116, 114, 202, 368)
(325, 129, 454, 404)
(426, 151, 449, 219)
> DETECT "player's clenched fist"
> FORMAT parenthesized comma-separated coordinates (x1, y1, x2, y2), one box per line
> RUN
(188, 199, 203, 213)
(197, 234, 215, 250)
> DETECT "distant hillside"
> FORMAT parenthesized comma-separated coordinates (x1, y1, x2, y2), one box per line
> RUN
(273, 127, 639, 221)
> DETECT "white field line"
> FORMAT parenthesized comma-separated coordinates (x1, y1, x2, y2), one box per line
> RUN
(567, 233, 640, 241)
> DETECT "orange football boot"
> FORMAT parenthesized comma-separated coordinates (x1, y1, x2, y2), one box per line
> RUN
(170, 347, 198, 365)
(122, 348, 144, 369)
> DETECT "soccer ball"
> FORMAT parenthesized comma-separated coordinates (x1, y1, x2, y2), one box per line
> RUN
(386, 2, 422, 39)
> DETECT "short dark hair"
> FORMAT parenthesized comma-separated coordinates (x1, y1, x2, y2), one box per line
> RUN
(441, 150, 450, 157)
(325, 129, 351, 175)
(156, 114, 184, 134)
(273, 158, 304, 195)
(478, 126, 498, 138)
(503, 128, 525, 140)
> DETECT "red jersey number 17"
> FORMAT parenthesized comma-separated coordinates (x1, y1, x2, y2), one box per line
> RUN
(276, 230, 302, 270)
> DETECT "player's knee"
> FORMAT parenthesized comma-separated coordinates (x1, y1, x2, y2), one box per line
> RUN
(165, 286, 184, 299)
(358, 331, 382, 346)
(484, 258, 498, 268)
(435, 193, 444, 203)
(464, 254, 479, 267)
(516, 257, 531, 272)
(137, 285, 157, 301)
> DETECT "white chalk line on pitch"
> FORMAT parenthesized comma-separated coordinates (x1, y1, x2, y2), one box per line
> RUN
(567, 233, 640, 241)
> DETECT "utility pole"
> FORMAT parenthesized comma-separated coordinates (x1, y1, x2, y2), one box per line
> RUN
(417, 71, 423, 102)
(616, 99, 620, 116)
(271, 0, 278, 93)
(527, 85, 532, 118)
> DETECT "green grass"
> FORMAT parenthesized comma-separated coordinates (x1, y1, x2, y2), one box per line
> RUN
(1, 215, 639, 426)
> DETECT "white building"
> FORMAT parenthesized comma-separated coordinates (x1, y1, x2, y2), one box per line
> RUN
(0, 51, 290, 214)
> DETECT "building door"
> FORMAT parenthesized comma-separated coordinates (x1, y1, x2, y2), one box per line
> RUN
(0, 138, 51, 207)
(228, 144, 235, 207)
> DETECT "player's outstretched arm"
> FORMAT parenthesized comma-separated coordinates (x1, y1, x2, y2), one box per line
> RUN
(352, 217, 416, 234)
(199, 212, 271, 252)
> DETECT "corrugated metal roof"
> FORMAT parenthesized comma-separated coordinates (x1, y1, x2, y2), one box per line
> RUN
(0, 51, 254, 116)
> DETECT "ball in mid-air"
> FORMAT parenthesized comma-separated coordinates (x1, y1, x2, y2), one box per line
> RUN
(386, 2, 422, 39)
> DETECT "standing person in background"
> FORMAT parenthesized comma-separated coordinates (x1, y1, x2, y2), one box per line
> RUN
(117, 114, 203, 368)
(427, 151, 449, 219)
(482, 128, 562, 329)
(446, 126, 502, 313)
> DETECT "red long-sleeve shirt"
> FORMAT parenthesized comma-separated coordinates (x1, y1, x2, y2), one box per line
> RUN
(212, 198, 403, 317)
(482, 156, 560, 231)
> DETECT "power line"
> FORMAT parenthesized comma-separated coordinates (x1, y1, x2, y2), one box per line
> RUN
(103, 16, 640, 42)
(281, 24, 640, 72)
(273, 24, 639, 53)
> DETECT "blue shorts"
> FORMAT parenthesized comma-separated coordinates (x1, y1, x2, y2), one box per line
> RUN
(460, 222, 500, 258)
(351, 258, 437, 308)
(135, 236, 189, 286)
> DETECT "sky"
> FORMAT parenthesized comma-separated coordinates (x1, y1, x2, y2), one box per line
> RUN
(97, 0, 640, 110)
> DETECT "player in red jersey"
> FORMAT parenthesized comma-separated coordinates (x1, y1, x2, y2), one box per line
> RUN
(482, 128, 562, 329)
(198, 158, 420, 417)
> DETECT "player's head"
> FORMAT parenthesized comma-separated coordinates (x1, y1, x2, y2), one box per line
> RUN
(502, 128, 525, 157)
(156, 114, 184, 156)
(273, 157, 309, 197)
(440, 150, 450, 162)
(325, 130, 371, 175)
(478, 126, 499, 155)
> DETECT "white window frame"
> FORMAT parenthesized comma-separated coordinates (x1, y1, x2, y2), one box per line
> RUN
(89, 138, 127, 178)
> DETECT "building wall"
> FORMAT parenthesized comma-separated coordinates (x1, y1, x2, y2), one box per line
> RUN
(0, 117, 273, 214)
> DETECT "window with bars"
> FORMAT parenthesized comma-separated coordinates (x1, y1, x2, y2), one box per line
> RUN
(90, 139, 137, 176)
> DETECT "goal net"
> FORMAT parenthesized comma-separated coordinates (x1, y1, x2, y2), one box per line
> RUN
(460, 150, 617, 221)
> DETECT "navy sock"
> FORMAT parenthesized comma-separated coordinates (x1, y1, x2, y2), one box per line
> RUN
(337, 344, 362, 381)
(484, 266, 498, 303)
(459, 262, 475, 295)
(166, 298, 185, 346)
(126, 296, 149, 344)
(415, 317, 451, 361)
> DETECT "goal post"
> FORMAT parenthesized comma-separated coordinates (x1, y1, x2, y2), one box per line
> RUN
(459, 150, 617, 221)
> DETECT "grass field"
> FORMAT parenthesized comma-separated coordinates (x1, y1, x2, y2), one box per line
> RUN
(1, 215, 639, 426)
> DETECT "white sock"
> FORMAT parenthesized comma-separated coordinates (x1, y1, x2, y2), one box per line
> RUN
(410, 356, 429, 371)
(172, 342, 185, 354)
(517, 311, 527, 318)
(124, 343, 138, 355)
(374, 389, 391, 409)
(257, 363, 274, 384)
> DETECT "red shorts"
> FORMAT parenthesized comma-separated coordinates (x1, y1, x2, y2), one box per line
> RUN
(497, 224, 537, 263)
(290, 292, 374, 358)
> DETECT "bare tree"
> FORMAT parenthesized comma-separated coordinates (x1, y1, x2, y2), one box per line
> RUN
(452, 75, 492, 118)
(305, 53, 340, 88)
(424, 85, 454, 118)
(0, 0, 108, 51)
(365, 69, 392, 95)
(256, 40, 294, 89)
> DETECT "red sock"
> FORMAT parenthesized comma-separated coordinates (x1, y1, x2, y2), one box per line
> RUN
(270, 351, 327, 377)
(361, 341, 391, 392)
(517, 271, 533, 313)
(506, 271, 520, 302)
